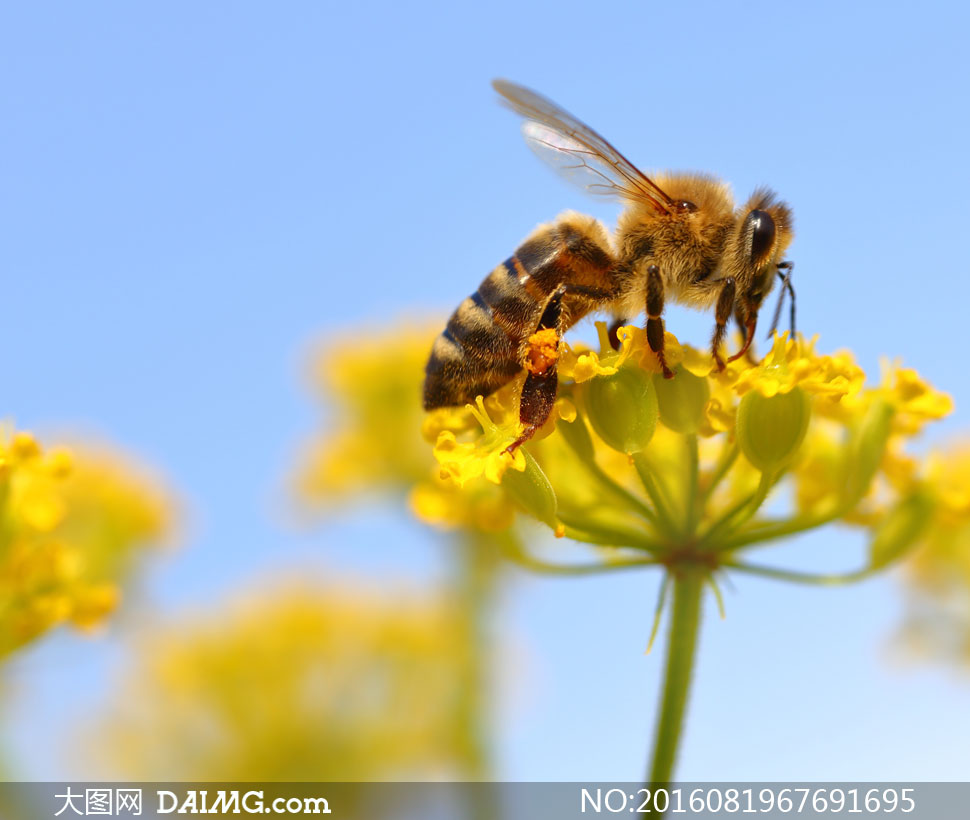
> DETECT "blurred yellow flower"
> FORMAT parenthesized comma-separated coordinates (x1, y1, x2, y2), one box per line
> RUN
(0, 431, 173, 658)
(409, 473, 516, 533)
(292, 325, 438, 504)
(896, 443, 970, 666)
(292, 322, 515, 533)
(880, 362, 955, 435)
(85, 578, 472, 780)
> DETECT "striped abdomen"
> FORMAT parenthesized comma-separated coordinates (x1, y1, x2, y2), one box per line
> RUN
(423, 214, 613, 410)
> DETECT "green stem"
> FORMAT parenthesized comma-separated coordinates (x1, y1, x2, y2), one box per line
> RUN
(648, 567, 704, 786)
(706, 574, 727, 619)
(558, 517, 664, 553)
(588, 459, 660, 526)
(683, 434, 700, 536)
(505, 548, 659, 576)
(700, 469, 777, 546)
(560, 418, 660, 526)
(723, 559, 875, 586)
(645, 574, 671, 654)
(717, 505, 847, 551)
(631, 452, 678, 537)
(697, 439, 739, 510)
(455, 536, 498, 780)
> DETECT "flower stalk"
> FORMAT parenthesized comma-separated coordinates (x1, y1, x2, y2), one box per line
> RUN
(454, 535, 500, 780)
(649, 566, 704, 785)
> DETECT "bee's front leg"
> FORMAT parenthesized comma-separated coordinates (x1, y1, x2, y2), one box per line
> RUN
(607, 316, 627, 351)
(734, 302, 759, 364)
(646, 265, 674, 379)
(766, 261, 796, 338)
(728, 300, 758, 363)
(505, 285, 567, 454)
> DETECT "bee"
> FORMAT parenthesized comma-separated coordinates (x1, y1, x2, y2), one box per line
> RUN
(424, 80, 795, 450)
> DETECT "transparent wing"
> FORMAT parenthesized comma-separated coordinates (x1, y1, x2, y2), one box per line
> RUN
(522, 121, 639, 199)
(494, 79, 674, 214)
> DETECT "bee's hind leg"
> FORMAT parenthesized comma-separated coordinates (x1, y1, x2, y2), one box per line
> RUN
(505, 285, 567, 454)
(646, 265, 674, 378)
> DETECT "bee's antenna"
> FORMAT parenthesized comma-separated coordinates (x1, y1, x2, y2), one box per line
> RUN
(767, 262, 795, 338)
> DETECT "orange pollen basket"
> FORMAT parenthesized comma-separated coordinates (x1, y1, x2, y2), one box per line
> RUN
(524, 328, 560, 375)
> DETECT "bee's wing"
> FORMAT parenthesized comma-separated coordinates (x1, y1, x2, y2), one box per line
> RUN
(494, 79, 674, 214)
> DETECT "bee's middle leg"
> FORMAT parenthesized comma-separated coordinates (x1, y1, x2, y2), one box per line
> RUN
(711, 277, 736, 371)
(646, 264, 674, 379)
(505, 285, 567, 453)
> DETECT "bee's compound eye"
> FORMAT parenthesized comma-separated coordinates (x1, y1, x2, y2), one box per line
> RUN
(675, 200, 697, 213)
(745, 208, 776, 266)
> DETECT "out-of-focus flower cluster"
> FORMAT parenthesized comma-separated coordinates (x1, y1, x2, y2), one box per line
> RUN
(0, 429, 172, 659)
(424, 323, 953, 578)
(87, 579, 471, 780)
(292, 324, 516, 534)
(894, 444, 970, 666)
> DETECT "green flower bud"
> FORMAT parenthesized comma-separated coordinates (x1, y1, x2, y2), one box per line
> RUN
(653, 366, 710, 434)
(583, 365, 659, 454)
(502, 450, 558, 530)
(736, 386, 811, 472)
(868, 489, 934, 570)
(844, 399, 895, 503)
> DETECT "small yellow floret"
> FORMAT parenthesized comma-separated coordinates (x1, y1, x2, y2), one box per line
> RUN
(880, 362, 954, 434)
(433, 396, 525, 486)
(733, 333, 864, 401)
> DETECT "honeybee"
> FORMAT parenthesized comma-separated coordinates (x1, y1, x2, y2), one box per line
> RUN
(424, 80, 795, 450)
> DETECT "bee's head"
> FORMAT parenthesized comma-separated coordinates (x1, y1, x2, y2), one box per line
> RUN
(735, 188, 794, 308)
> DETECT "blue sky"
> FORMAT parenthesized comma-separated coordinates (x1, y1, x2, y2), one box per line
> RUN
(2, 0, 969, 780)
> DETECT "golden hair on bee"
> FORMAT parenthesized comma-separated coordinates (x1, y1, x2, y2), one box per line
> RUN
(424, 80, 796, 452)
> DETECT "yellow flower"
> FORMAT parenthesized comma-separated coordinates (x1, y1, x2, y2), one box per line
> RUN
(82, 577, 471, 780)
(791, 425, 845, 516)
(560, 324, 715, 384)
(732, 333, 865, 401)
(408, 471, 515, 533)
(880, 361, 954, 435)
(0, 432, 173, 658)
(292, 324, 438, 506)
(558, 323, 633, 382)
(890, 443, 970, 666)
(432, 394, 525, 487)
(430, 387, 575, 489)
(422, 320, 952, 584)
(292, 322, 524, 535)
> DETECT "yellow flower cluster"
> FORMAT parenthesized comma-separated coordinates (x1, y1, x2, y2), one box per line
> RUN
(895, 443, 970, 665)
(424, 323, 953, 579)
(0, 430, 172, 659)
(85, 578, 470, 780)
(292, 323, 516, 534)
(295, 318, 967, 660)
(293, 326, 435, 500)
